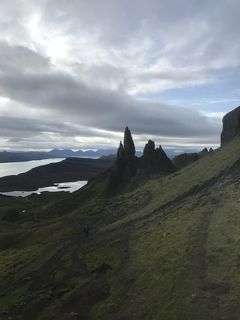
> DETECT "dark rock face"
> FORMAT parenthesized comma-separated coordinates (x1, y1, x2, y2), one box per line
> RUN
(108, 128, 137, 189)
(108, 129, 175, 191)
(124, 127, 135, 161)
(116, 141, 125, 168)
(143, 139, 155, 155)
(141, 140, 175, 174)
(221, 106, 240, 146)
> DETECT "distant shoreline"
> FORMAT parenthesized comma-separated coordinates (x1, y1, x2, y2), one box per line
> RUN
(0, 157, 114, 192)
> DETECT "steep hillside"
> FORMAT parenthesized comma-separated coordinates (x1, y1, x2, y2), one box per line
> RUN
(173, 147, 213, 169)
(1, 137, 240, 319)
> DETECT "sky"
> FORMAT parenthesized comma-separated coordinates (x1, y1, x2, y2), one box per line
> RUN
(0, 0, 239, 151)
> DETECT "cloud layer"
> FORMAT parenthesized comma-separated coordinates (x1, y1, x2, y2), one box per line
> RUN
(0, 0, 239, 150)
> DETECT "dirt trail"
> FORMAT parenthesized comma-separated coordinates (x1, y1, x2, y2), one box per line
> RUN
(192, 210, 212, 280)
(192, 206, 231, 298)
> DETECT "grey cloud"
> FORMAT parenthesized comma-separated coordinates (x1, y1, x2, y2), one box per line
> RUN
(0, 116, 114, 139)
(0, 60, 220, 140)
(0, 0, 237, 150)
(41, 0, 240, 62)
(36, 0, 240, 96)
(42, 0, 208, 45)
(0, 41, 50, 74)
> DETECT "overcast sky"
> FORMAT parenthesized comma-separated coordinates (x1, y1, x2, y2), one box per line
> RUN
(0, 0, 239, 151)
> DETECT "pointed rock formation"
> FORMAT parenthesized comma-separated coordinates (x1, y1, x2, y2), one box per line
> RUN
(143, 139, 155, 156)
(141, 140, 175, 174)
(116, 141, 125, 168)
(108, 128, 137, 190)
(108, 129, 175, 192)
(155, 146, 176, 173)
(221, 106, 240, 146)
(124, 126, 135, 160)
(123, 127, 137, 178)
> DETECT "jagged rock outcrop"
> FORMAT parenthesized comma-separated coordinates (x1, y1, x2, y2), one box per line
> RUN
(116, 141, 125, 169)
(108, 129, 175, 191)
(221, 106, 240, 146)
(140, 140, 175, 174)
(108, 127, 137, 189)
(124, 127, 135, 161)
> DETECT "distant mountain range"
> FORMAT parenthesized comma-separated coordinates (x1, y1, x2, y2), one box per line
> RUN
(0, 149, 119, 163)
(0, 148, 200, 163)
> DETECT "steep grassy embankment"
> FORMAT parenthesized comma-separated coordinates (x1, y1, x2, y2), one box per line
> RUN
(1, 138, 240, 319)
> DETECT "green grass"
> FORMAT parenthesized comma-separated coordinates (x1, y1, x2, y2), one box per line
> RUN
(1, 138, 240, 319)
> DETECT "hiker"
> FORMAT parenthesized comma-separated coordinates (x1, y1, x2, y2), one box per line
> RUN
(83, 224, 90, 237)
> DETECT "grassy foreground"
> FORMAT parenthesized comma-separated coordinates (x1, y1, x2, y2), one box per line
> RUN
(1, 138, 240, 319)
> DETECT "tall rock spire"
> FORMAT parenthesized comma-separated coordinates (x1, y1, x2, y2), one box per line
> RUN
(143, 140, 155, 157)
(108, 127, 137, 191)
(116, 141, 125, 168)
(123, 127, 135, 160)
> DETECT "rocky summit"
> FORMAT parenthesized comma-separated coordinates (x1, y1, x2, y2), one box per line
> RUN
(108, 127, 175, 191)
(221, 106, 240, 146)
(140, 140, 175, 174)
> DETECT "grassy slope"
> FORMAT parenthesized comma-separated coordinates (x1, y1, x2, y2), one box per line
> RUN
(1, 138, 240, 319)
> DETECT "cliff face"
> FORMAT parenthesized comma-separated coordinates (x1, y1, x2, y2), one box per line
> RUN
(221, 106, 240, 146)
